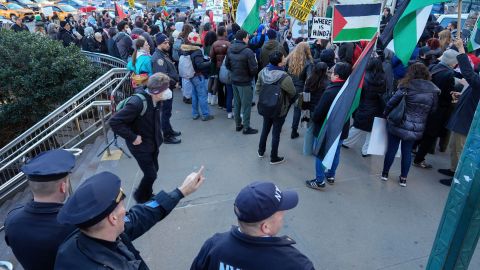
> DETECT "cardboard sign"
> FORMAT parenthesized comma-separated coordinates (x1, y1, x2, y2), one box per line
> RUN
(291, 18, 310, 38)
(287, 0, 315, 22)
(127, 0, 135, 8)
(206, 0, 223, 22)
(310, 17, 332, 39)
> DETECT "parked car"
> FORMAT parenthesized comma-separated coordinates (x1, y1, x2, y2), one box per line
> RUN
(7, 0, 39, 12)
(30, 0, 54, 7)
(437, 14, 469, 29)
(58, 0, 95, 12)
(41, 4, 76, 20)
(0, 15, 13, 29)
(0, 2, 34, 20)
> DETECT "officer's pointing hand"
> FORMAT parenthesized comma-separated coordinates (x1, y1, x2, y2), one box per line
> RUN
(179, 166, 205, 197)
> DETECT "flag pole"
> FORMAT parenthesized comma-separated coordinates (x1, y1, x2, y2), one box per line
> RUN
(457, 0, 462, 39)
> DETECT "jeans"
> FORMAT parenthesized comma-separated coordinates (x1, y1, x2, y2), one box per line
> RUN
(131, 150, 159, 197)
(342, 126, 371, 156)
(181, 78, 192, 99)
(314, 139, 343, 182)
(232, 84, 253, 129)
(292, 106, 301, 130)
(382, 133, 415, 178)
(191, 75, 210, 117)
(225, 84, 233, 113)
(258, 116, 287, 158)
(161, 97, 173, 135)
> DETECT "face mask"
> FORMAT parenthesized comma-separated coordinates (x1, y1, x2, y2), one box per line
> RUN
(126, 28, 131, 34)
(159, 89, 172, 100)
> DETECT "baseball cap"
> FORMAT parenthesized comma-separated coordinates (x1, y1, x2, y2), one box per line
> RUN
(234, 181, 298, 223)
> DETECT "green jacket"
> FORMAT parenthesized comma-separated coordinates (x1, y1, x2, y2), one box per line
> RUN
(256, 67, 296, 117)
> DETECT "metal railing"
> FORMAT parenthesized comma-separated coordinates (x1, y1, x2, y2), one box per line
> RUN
(0, 52, 133, 202)
(81, 51, 127, 70)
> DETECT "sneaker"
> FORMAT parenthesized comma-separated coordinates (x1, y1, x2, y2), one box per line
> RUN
(326, 177, 335, 185)
(192, 115, 200, 120)
(163, 136, 181, 144)
(361, 154, 371, 158)
(341, 144, 350, 149)
(413, 161, 433, 169)
(305, 179, 325, 190)
(227, 113, 233, 119)
(236, 125, 243, 132)
(166, 130, 181, 137)
(291, 129, 299, 139)
(438, 169, 455, 177)
(381, 172, 388, 181)
(399, 177, 407, 187)
(270, 156, 285, 164)
(207, 93, 212, 104)
(258, 150, 265, 158)
(201, 115, 214, 121)
(243, 127, 258, 135)
(212, 95, 218, 105)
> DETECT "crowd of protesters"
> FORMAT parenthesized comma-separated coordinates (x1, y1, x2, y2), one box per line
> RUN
(3, 2, 480, 269)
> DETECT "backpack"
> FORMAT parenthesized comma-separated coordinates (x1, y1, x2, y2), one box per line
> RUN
(108, 35, 121, 59)
(172, 37, 183, 62)
(258, 73, 288, 118)
(178, 54, 195, 79)
(116, 93, 147, 116)
(219, 57, 231, 84)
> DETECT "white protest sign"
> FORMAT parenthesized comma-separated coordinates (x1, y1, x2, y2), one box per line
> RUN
(310, 17, 332, 39)
(206, 0, 223, 22)
(42, 6, 53, 17)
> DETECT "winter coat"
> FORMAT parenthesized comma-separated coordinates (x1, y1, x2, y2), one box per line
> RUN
(209, 37, 230, 69)
(109, 90, 163, 153)
(256, 65, 296, 117)
(353, 72, 386, 132)
(151, 48, 179, 89)
(57, 28, 77, 47)
(424, 62, 456, 137)
(384, 79, 440, 141)
(81, 35, 101, 53)
(259, 40, 287, 70)
(312, 80, 350, 140)
(447, 54, 480, 135)
(392, 47, 420, 80)
(180, 44, 211, 77)
(113, 32, 133, 62)
(303, 77, 330, 112)
(225, 40, 258, 86)
(127, 52, 153, 76)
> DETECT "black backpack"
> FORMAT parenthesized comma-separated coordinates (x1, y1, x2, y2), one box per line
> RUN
(258, 73, 288, 118)
(107, 35, 122, 59)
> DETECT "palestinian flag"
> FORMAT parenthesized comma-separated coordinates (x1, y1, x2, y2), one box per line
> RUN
(468, 16, 480, 52)
(385, 0, 444, 65)
(236, 0, 267, 34)
(332, 3, 382, 43)
(314, 34, 378, 170)
(115, 2, 127, 20)
(379, 0, 410, 47)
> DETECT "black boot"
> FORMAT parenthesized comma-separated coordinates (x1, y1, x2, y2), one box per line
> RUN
(291, 129, 299, 139)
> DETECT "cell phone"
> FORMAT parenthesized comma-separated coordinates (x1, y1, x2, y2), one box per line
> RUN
(196, 166, 205, 181)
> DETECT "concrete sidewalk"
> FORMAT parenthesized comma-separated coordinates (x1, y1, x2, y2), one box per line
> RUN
(2, 89, 480, 269)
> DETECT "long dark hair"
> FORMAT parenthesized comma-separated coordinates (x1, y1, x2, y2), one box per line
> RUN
(399, 62, 431, 87)
(366, 57, 384, 75)
(132, 38, 146, 67)
(305, 62, 329, 93)
(204, 31, 217, 47)
(179, 24, 193, 39)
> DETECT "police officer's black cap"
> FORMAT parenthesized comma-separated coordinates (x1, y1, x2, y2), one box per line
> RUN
(58, 171, 126, 228)
(21, 149, 75, 182)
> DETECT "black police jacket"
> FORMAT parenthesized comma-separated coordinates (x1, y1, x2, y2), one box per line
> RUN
(109, 91, 163, 153)
(55, 189, 184, 270)
(4, 201, 76, 270)
(190, 226, 315, 270)
(151, 48, 179, 89)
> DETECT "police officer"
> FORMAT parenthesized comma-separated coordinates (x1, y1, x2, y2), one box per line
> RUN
(4, 149, 76, 270)
(190, 181, 315, 270)
(54, 167, 205, 269)
(152, 33, 182, 144)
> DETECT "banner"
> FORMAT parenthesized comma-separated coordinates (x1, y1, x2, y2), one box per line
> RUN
(287, 0, 315, 22)
(310, 16, 332, 39)
(291, 18, 310, 38)
(206, 0, 223, 22)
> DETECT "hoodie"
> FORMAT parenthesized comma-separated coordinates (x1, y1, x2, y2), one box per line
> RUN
(259, 40, 287, 70)
(256, 65, 296, 117)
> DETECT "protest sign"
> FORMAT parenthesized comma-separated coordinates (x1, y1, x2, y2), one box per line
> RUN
(206, 0, 223, 22)
(310, 16, 332, 39)
(287, 0, 316, 22)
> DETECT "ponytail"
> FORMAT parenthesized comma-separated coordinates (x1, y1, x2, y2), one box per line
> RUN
(132, 38, 146, 67)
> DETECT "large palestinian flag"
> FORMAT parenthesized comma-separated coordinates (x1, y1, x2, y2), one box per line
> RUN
(314, 34, 378, 170)
(332, 3, 382, 43)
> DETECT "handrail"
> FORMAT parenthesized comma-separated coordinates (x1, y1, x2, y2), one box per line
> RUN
(0, 51, 133, 202)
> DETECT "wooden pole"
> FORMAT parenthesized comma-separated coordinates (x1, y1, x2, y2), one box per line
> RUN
(457, 0, 462, 39)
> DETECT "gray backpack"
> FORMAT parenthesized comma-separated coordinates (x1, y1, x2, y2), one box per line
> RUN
(219, 57, 231, 84)
(179, 55, 195, 79)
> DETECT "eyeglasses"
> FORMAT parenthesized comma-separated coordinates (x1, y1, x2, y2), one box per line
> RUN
(115, 187, 126, 203)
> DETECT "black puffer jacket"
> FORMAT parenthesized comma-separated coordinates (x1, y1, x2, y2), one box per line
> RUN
(287, 60, 313, 95)
(225, 40, 258, 86)
(180, 44, 211, 77)
(384, 79, 440, 141)
(353, 72, 386, 131)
